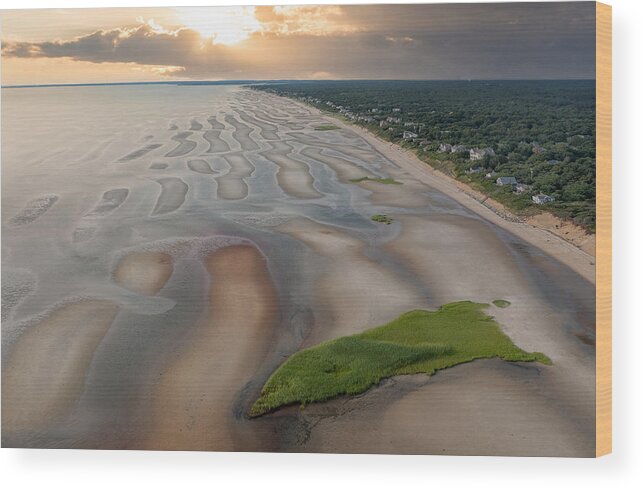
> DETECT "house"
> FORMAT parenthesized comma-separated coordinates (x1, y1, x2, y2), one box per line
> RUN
(532, 193, 555, 204)
(514, 183, 532, 194)
(466, 166, 483, 174)
(451, 145, 469, 153)
(485, 171, 497, 179)
(379, 120, 388, 128)
(470, 147, 496, 161)
(496, 176, 518, 187)
(386, 116, 401, 123)
(438, 143, 453, 153)
(403, 131, 418, 140)
(392, 107, 402, 112)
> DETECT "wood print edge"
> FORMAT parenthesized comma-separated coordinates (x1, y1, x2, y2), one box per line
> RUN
(595, 0, 612, 458)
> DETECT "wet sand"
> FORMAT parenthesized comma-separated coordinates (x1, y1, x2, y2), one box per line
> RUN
(300, 147, 377, 182)
(262, 148, 322, 199)
(217, 153, 255, 200)
(166, 132, 197, 157)
(278, 218, 425, 344)
(113, 251, 174, 296)
(9, 194, 58, 226)
(2, 300, 119, 443)
(187, 159, 216, 174)
(152, 178, 189, 215)
(144, 245, 278, 451)
(303, 360, 592, 457)
(1, 85, 596, 456)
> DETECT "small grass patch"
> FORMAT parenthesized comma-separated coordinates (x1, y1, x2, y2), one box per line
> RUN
(250, 301, 550, 416)
(350, 176, 402, 185)
(315, 124, 340, 131)
(492, 299, 511, 308)
(371, 214, 393, 225)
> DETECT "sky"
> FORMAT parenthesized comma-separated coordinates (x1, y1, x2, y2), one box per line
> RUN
(0, 2, 596, 86)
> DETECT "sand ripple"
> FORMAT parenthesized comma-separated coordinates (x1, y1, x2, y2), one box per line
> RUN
(217, 153, 255, 200)
(10, 194, 58, 226)
(166, 132, 197, 157)
(203, 130, 231, 153)
(225, 115, 259, 151)
(87, 188, 129, 216)
(152, 178, 188, 215)
(187, 159, 216, 174)
(118, 143, 162, 162)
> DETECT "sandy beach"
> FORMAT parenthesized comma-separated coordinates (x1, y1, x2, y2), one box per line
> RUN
(1, 84, 596, 455)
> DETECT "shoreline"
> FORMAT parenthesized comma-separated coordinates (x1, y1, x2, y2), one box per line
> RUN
(278, 93, 595, 284)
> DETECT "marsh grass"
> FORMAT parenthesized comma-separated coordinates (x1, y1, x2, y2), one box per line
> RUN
(350, 177, 402, 185)
(371, 214, 393, 224)
(250, 301, 550, 417)
(492, 299, 511, 308)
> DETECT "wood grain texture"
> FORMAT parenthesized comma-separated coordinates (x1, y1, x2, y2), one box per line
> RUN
(595, 1, 612, 457)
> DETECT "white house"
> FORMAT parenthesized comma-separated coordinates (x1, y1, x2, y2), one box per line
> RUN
(532, 193, 555, 204)
(451, 144, 469, 153)
(514, 183, 532, 194)
(403, 131, 418, 140)
(470, 147, 496, 161)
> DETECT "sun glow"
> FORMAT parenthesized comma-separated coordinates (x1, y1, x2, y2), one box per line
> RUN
(173, 6, 262, 45)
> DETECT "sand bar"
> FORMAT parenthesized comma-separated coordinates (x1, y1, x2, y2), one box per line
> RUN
(113, 251, 174, 296)
(145, 245, 278, 450)
(2, 300, 119, 441)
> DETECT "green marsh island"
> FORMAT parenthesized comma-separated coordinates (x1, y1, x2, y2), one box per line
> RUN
(371, 214, 394, 225)
(250, 301, 550, 417)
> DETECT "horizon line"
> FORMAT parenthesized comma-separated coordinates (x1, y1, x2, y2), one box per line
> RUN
(2, 78, 597, 89)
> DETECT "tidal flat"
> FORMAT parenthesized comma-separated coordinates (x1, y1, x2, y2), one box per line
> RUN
(1, 84, 596, 456)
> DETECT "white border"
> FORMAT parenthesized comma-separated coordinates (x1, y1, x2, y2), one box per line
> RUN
(1, 0, 641, 486)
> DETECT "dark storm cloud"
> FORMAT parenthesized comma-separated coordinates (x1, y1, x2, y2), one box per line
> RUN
(1, 2, 596, 79)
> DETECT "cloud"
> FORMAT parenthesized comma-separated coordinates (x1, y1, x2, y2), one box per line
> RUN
(254, 6, 360, 36)
(2, 3, 597, 82)
(385, 36, 415, 46)
(308, 71, 335, 80)
(3, 24, 202, 66)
